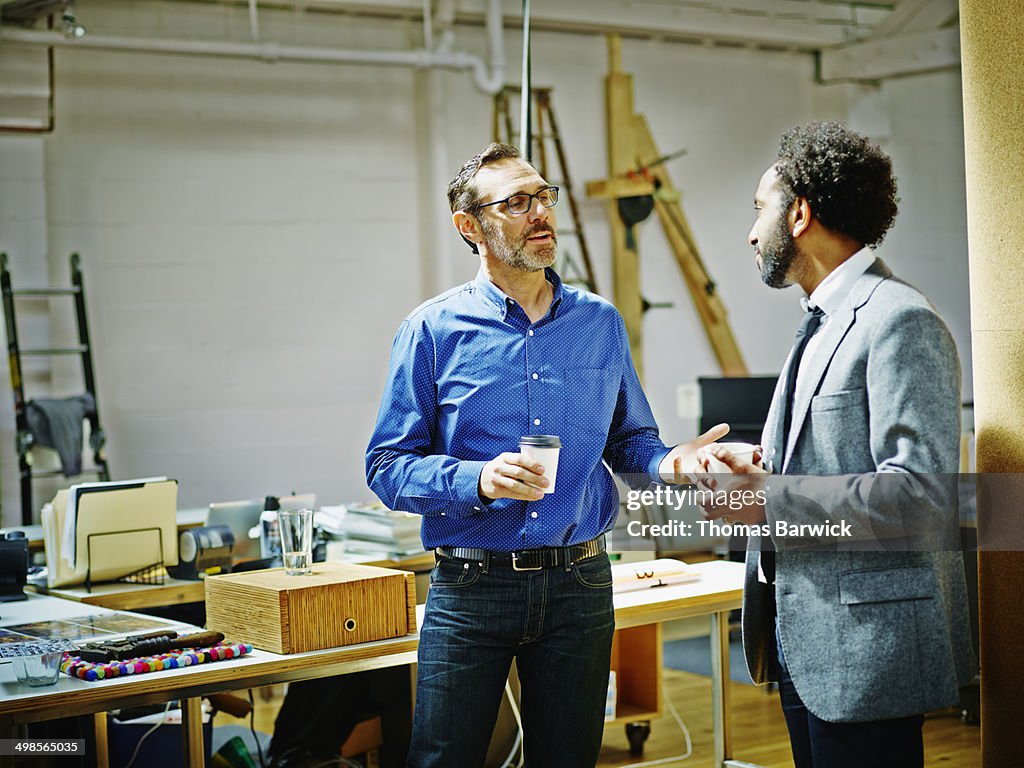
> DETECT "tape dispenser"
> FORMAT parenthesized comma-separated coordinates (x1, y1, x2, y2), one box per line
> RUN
(167, 525, 235, 580)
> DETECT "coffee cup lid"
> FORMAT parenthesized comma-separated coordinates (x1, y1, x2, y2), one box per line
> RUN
(520, 435, 561, 448)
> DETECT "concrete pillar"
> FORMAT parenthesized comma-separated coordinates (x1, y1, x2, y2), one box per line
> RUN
(959, 1, 1024, 763)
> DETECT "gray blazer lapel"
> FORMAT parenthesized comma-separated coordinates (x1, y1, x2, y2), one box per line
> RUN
(762, 366, 788, 472)
(784, 307, 854, 467)
(783, 259, 891, 469)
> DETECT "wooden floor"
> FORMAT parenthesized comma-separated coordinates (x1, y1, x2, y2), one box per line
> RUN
(246, 668, 980, 767)
(598, 669, 980, 768)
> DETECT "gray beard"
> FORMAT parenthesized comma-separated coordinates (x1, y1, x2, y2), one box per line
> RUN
(482, 218, 557, 271)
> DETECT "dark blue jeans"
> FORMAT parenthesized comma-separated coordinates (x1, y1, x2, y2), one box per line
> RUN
(407, 552, 615, 768)
(775, 622, 924, 768)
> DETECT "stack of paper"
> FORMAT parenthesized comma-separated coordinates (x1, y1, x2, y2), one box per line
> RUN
(328, 503, 424, 559)
(611, 558, 699, 593)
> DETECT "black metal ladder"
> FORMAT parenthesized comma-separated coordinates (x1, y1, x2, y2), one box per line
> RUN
(1, 252, 110, 525)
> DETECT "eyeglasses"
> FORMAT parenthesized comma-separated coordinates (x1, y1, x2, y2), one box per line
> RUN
(475, 186, 559, 216)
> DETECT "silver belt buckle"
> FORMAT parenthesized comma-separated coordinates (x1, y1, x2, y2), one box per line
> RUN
(512, 552, 542, 572)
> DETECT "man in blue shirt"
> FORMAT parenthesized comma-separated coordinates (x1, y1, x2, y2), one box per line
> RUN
(367, 143, 725, 767)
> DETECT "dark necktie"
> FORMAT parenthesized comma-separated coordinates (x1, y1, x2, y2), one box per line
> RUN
(775, 305, 826, 469)
(764, 305, 824, 584)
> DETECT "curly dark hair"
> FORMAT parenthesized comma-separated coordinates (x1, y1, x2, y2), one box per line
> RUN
(774, 121, 898, 247)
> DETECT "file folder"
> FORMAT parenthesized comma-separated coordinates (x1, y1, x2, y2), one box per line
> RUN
(41, 478, 179, 588)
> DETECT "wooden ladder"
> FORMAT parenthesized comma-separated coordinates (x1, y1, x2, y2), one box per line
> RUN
(493, 85, 600, 295)
(586, 35, 748, 381)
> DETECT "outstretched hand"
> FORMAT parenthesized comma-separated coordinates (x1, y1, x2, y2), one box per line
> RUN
(658, 423, 731, 484)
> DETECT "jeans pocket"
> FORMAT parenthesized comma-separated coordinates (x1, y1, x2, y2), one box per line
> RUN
(572, 554, 613, 589)
(430, 558, 482, 588)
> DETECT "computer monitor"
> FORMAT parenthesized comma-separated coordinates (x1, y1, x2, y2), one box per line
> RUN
(206, 499, 264, 560)
(698, 375, 779, 444)
(698, 375, 779, 560)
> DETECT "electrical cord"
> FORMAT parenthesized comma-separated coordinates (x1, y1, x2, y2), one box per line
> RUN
(495, 674, 692, 768)
(618, 689, 693, 768)
(248, 689, 266, 768)
(122, 700, 173, 768)
(306, 757, 365, 768)
(497, 680, 525, 768)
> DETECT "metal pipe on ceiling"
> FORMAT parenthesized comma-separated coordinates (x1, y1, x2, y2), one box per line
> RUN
(0, 0, 506, 94)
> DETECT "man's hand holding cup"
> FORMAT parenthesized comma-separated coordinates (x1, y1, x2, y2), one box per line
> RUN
(478, 435, 561, 502)
(695, 442, 769, 524)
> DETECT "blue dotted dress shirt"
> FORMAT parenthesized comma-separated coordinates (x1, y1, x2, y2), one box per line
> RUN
(366, 267, 670, 551)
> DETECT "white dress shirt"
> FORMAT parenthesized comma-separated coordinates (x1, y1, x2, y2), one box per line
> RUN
(758, 247, 876, 585)
(786, 247, 876, 458)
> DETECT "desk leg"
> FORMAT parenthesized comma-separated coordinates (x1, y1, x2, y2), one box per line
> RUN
(93, 712, 109, 768)
(181, 698, 204, 768)
(0, 717, 13, 768)
(710, 610, 732, 768)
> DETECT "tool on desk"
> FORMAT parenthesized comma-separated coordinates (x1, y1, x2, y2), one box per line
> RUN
(74, 629, 225, 662)
(65, 639, 253, 681)
(0, 530, 29, 602)
(166, 525, 235, 580)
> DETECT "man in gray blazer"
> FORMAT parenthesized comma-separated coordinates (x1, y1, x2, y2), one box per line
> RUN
(703, 122, 975, 767)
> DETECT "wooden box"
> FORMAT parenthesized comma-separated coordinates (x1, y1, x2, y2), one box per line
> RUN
(204, 562, 416, 654)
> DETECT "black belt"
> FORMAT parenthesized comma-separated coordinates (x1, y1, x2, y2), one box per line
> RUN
(435, 535, 606, 572)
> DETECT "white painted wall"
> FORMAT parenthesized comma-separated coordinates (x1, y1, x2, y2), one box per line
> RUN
(0, 1, 972, 524)
(879, 72, 972, 405)
(0, 135, 61, 519)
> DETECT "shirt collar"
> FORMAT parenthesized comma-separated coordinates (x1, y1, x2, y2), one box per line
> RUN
(473, 266, 565, 320)
(801, 246, 875, 316)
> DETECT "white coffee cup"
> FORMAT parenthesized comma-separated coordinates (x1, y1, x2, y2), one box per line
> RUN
(705, 441, 758, 473)
(519, 435, 562, 494)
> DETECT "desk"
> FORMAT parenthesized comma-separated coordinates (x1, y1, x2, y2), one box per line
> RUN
(0, 594, 418, 768)
(1, 560, 745, 768)
(29, 551, 435, 611)
(613, 559, 745, 768)
(33, 578, 207, 611)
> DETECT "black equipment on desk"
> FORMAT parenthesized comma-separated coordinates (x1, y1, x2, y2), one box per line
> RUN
(74, 629, 225, 663)
(166, 525, 234, 581)
(0, 530, 29, 602)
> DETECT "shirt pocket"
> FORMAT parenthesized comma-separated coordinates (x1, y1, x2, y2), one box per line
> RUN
(563, 367, 618, 429)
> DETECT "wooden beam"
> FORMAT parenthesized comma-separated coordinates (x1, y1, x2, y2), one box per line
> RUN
(604, 34, 645, 382)
(631, 115, 748, 377)
(819, 25, 961, 83)
(870, 0, 958, 38)
(589, 36, 747, 378)
(585, 177, 657, 200)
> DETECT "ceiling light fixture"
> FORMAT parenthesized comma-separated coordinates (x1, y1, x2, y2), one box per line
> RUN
(60, 0, 84, 39)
